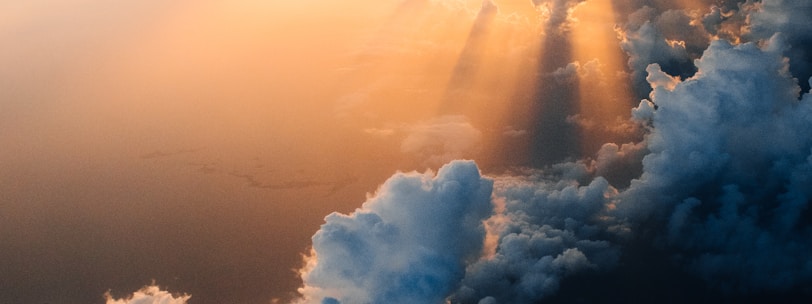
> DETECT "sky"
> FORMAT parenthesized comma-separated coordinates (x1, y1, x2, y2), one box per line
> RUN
(1, 0, 811, 303)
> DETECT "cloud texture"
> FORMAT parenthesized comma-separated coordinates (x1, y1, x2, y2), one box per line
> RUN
(620, 35, 812, 292)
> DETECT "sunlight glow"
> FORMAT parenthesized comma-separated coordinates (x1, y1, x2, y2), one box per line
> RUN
(570, 0, 636, 153)
(470, 3, 546, 168)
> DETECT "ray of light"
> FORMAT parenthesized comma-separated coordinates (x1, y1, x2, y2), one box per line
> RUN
(440, 0, 544, 114)
(435, 1, 548, 169)
(482, 0, 585, 168)
(441, 0, 499, 113)
(329, 1, 486, 127)
(570, 0, 638, 156)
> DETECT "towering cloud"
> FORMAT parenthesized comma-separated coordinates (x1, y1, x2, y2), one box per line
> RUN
(620, 35, 812, 292)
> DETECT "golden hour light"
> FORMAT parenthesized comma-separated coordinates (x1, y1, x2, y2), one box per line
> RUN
(331, 1, 484, 125)
(443, 1, 546, 168)
(5, 0, 812, 303)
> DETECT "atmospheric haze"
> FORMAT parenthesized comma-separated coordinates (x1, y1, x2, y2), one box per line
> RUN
(1, 0, 811, 303)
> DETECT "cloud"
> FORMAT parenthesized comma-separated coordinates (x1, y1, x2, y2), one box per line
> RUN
(619, 8, 696, 97)
(361, 115, 482, 166)
(400, 115, 482, 166)
(616, 35, 812, 292)
(621, 0, 812, 96)
(747, 0, 812, 91)
(532, 0, 586, 31)
(450, 166, 620, 304)
(501, 126, 527, 138)
(295, 160, 624, 304)
(295, 160, 494, 304)
(104, 285, 190, 304)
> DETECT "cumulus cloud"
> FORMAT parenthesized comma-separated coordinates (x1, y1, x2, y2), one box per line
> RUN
(104, 285, 190, 304)
(295, 160, 626, 304)
(295, 160, 494, 304)
(619, 7, 697, 97)
(621, 0, 812, 96)
(450, 166, 620, 304)
(617, 36, 812, 292)
(747, 0, 812, 91)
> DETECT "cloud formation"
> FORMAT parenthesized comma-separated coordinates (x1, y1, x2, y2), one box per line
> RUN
(619, 35, 812, 292)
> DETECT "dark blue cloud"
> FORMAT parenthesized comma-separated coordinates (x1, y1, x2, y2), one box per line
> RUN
(623, 36, 812, 292)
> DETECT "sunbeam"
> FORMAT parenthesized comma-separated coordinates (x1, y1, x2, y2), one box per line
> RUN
(570, 0, 639, 160)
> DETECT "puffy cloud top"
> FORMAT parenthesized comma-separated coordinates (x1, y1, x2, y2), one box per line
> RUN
(450, 168, 620, 304)
(296, 160, 493, 304)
